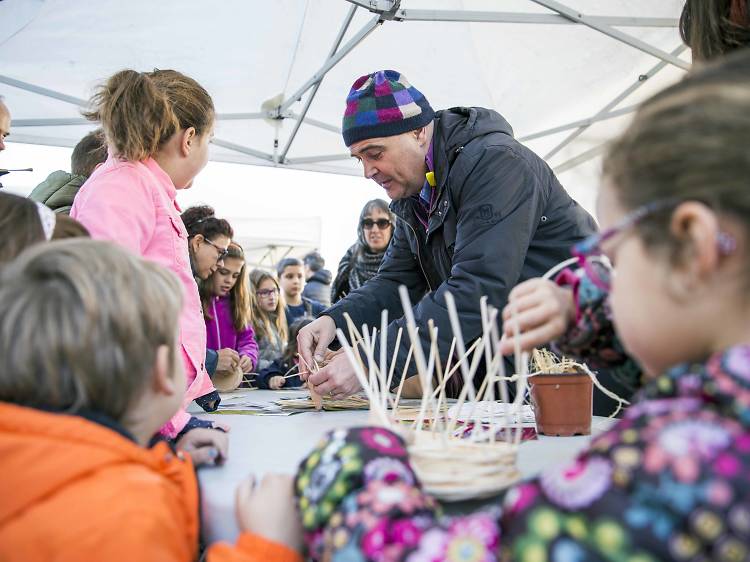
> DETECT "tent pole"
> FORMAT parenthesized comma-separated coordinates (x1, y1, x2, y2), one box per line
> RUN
(553, 143, 607, 175)
(12, 118, 88, 127)
(519, 105, 639, 142)
(543, 44, 688, 160)
(528, 0, 689, 70)
(216, 113, 266, 121)
(286, 153, 352, 165)
(0, 75, 86, 106)
(211, 138, 275, 162)
(279, 4, 358, 163)
(346, 2, 678, 27)
(216, 112, 341, 135)
(286, 112, 341, 134)
(276, 14, 381, 116)
(396, 11, 677, 27)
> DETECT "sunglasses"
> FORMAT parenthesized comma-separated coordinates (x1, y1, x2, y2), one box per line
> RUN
(361, 218, 392, 230)
(204, 238, 229, 261)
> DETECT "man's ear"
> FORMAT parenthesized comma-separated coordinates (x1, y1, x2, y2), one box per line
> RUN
(414, 126, 428, 146)
(152, 345, 177, 397)
(179, 127, 197, 157)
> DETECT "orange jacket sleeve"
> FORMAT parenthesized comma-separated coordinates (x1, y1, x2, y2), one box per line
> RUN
(207, 532, 303, 562)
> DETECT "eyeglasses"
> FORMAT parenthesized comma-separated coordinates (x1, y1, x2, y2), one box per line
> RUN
(256, 288, 279, 298)
(204, 238, 229, 261)
(361, 218, 392, 230)
(571, 198, 679, 291)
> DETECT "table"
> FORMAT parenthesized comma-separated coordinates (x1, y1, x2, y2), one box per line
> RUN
(195, 390, 615, 545)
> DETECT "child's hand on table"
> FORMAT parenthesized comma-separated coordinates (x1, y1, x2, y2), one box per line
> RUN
(217, 348, 240, 372)
(176, 427, 229, 466)
(236, 474, 302, 552)
(239, 355, 254, 373)
(269, 376, 285, 390)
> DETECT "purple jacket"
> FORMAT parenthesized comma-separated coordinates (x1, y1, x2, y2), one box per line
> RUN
(205, 296, 259, 369)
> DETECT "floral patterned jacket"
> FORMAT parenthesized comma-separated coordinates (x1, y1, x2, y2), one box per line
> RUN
(553, 266, 642, 393)
(295, 345, 750, 562)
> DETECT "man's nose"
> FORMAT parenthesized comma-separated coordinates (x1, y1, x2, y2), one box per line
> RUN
(363, 161, 378, 180)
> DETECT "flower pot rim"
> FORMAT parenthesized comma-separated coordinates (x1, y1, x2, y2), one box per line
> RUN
(529, 372, 591, 384)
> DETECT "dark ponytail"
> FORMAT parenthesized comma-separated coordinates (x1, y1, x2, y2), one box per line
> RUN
(181, 205, 233, 241)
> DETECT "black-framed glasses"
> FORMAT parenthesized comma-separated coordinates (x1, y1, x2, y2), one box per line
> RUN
(204, 238, 229, 261)
(256, 288, 280, 298)
(361, 218, 392, 230)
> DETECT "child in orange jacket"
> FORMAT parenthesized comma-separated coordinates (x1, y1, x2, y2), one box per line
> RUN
(0, 239, 302, 562)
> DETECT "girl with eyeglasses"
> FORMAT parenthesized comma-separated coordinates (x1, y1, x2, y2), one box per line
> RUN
(291, 49, 750, 562)
(181, 205, 233, 280)
(70, 69, 225, 445)
(181, 206, 243, 399)
(331, 199, 395, 304)
(249, 268, 289, 372)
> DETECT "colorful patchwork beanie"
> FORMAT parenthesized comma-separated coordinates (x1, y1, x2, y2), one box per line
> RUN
(342, 70, 434, 147)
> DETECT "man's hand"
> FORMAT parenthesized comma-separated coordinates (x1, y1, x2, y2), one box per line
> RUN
(238, 355, 254, 374)
(307, 351, 363, 399)
(176, 427, 229, 466)
(297, 316, 336, 379)
(217, 348, 240, 372)
(236, 474, 302, 552)
(499, 278, 575, 355)
(268, 375, 285, 390)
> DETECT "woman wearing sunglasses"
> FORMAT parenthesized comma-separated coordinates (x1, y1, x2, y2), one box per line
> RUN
(331, 199, 395, 304)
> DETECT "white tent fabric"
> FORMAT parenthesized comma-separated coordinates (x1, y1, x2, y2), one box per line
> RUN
(227, 216, 322, 269)
(1, 0, 689, 213)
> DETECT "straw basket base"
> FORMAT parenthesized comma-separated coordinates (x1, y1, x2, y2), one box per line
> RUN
(406, 430, 520, 502)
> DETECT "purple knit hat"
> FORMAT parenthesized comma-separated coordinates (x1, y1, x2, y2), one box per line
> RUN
(342, 70, 434, 147)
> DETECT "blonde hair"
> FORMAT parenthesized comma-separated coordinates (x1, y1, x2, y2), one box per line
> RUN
(0, 239, 182, 422)
(83, 69, 214, 162)
(248, 268, 288, 345)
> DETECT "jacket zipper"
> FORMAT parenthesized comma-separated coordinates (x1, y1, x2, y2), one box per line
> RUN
(402, 218, 434, 293)
(212, 299, 222, 348)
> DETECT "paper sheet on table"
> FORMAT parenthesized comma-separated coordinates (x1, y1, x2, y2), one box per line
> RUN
(216, 390, 309, 414)
(447, 401, 536, 427)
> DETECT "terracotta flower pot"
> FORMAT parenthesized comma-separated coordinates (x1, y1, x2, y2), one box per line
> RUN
(530, 373, 593, 436)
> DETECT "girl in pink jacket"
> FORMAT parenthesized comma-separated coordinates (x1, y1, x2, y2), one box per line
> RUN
(71, 69, 220, 440)
(202, 241, 259, 390)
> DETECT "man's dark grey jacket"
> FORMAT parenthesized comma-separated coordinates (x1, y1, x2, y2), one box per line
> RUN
(325, 107, 597, 390)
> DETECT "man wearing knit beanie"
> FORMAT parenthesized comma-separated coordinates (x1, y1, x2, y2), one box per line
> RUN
(300, 69, 597, 399)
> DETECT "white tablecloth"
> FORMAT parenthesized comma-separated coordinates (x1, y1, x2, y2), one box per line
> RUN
(194, 389, 615, 545)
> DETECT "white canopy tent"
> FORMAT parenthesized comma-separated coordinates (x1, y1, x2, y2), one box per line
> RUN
(1, 0, 690, 250)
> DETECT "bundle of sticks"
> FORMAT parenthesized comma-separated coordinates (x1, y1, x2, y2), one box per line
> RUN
(333, 287, 530, 501)
(275, 394, 370, 411)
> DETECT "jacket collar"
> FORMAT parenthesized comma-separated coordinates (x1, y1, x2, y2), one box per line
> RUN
(142, 157, 178, 202)
(636, 345, 750, 427)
